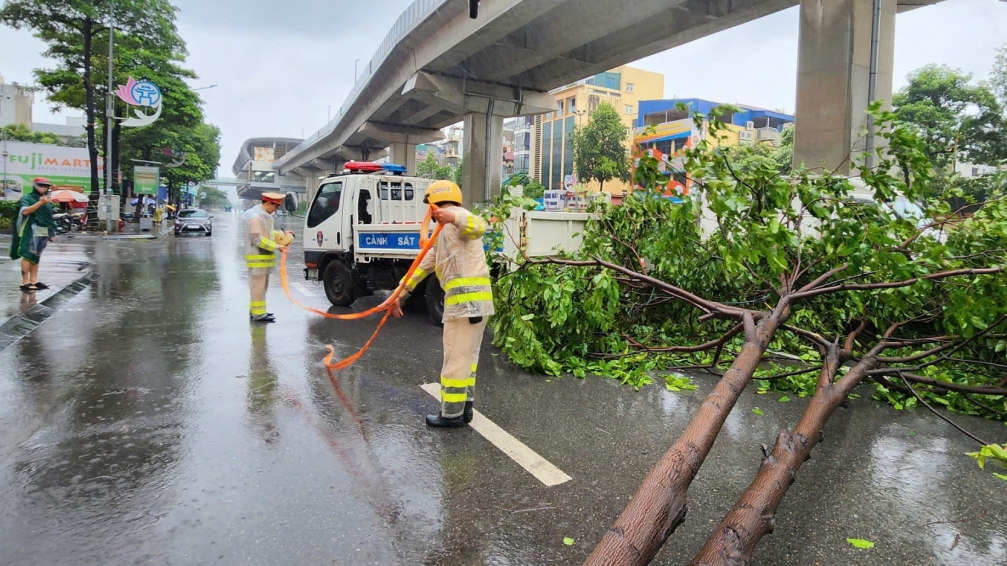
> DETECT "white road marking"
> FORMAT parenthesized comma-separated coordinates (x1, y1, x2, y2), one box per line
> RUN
(420, 383, 571, 487)
(291, 282, 314, 297)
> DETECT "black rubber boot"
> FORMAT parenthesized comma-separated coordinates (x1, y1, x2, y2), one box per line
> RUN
(425, 413, 466, 428)
(463, 401, 474, 423)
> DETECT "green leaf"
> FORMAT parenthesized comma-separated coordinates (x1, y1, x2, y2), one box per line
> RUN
(778, 396, 790, 403)
(521, 314, 536, 321)
(563, 537, 575, 546)
(752, 408, 765, 416)
(993, 473, 1007, 481)
(847, 539, 875, 549)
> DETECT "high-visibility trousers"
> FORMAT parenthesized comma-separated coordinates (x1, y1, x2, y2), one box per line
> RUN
(249, 271, 270, 316)
(439, 316, 487, 418)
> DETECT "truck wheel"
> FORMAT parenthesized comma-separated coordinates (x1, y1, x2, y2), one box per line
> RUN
(323, 261, 355, 307)
(425, 276, 445, 326)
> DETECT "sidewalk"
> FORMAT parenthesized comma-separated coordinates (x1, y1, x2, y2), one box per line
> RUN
(0, 235, 93, 328)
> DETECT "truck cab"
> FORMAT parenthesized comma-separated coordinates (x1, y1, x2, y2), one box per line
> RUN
(303, 161, 597, 324)
(303, 162, 444, 321)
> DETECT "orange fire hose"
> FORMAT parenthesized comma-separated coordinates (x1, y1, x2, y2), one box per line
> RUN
(279, 209, 442, 370)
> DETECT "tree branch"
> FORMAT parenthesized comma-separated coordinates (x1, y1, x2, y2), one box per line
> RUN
(897, 373, 989, 446)
(791, 267, 1005, 301)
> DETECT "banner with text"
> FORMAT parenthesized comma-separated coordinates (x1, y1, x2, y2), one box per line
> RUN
(134, 166, 160, 195)
(1, 141, 103, 200)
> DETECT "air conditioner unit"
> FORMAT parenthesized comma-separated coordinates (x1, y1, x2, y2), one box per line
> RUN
(739, 131, 754, 143)
(746, 121, 755, 130)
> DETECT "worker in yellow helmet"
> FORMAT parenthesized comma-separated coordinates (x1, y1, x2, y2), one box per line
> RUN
(391, 180, 494, 427)
(246, 192, 294, 323)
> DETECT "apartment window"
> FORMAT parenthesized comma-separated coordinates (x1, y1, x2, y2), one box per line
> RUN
(563, 117, 575, 184)
(625, 83, 635, 93)
(557, 99, 565, 116)
(541, 122, 552, 186)
(552, 120, 562, 190)
(625, 105, 634, 115)
(568, 97, 576, 114)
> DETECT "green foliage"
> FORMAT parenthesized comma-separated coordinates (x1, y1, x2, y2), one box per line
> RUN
(847, 539, 875, 550)
(198, 184, 229, 208)
(1, 123, 61, 145)
(1, 0, 189, 192)
(574, 102, 630, 192)
(416, 153, 454, 180)
(894, 65, 1006, 169)
(487, 102, 1007, 420)
(966, 443, 1007, 471)
(665, 375, 697, 392)
(986, 43, 1007, 114)
(505, 172, 546, 200)
(721, 125, 793, 174)
(0, 200, 18, 220)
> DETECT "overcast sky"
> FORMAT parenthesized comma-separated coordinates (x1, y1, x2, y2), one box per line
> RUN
(1, 0, 1005, 177)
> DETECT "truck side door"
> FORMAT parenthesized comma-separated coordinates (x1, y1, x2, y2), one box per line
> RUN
(305, 179, 346, 251)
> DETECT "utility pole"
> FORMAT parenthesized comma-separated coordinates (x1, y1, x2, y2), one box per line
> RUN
(105, 0, 115, 233)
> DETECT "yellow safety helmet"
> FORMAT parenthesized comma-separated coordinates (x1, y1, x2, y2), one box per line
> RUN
(424, 180, 463, 206)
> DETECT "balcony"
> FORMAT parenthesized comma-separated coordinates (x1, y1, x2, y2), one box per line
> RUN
(755, 127, 781, 146)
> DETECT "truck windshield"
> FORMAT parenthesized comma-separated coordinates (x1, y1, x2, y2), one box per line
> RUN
(307, 181, 343, 228)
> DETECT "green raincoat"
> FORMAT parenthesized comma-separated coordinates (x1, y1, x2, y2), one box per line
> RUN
(9, 190, 55, 264)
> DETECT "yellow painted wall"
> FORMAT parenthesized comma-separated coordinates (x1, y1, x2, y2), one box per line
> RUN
(531, 66, 664, 196)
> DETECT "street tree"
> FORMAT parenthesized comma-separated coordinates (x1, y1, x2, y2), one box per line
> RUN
(574, 102, 630, 193)
(416, 153, 453, 180)
(486, 107, 1007, 564)
(197, 184, 229, 208)
(989, 43, 1007, 109)
(0, 123, 61, 145)
(0, 0, 183, 205)
(894, 65, 1007, 175)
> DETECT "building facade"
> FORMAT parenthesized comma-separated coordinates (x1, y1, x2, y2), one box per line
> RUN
(504, 116, 534, 176)
(0, 75, 33, 128)
(232, 137, 305, 204)
(632, 98, 795, 195)
(531, 66, 664, 195)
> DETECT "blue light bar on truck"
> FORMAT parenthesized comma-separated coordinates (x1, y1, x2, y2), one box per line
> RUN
(381, 163, 407, 175)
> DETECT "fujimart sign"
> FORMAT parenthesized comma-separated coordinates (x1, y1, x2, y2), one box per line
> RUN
(1, 141, 104, 199)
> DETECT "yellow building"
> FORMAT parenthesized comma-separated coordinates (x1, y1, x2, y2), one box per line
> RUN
(531, 66, 664, 195)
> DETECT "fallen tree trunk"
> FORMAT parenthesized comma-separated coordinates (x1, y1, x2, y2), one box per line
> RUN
(584, 307, 788, 565)
(688, 339, 888, 565)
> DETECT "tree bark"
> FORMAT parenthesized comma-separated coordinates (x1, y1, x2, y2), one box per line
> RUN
(688, 342, 886, 566)
(82, 19, 100, 210)
(584, 303, 789, 566)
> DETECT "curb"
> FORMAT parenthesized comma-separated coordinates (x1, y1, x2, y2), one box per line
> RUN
(0, 270, 99, 353)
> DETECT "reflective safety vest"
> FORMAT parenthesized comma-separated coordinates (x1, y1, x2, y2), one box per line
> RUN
(403, 207, 494, 321)
(245, 204, 283, 272)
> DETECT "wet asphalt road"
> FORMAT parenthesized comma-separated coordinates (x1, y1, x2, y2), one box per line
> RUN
(0, 213, 1005, 566)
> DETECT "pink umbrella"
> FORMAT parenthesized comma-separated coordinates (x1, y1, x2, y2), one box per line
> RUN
(50, 190, 89, 204)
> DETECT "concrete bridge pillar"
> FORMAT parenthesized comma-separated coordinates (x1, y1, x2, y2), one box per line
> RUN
(389, 142, 417, 175)
(793, 0, 896, 175)
(461, 111, 504, 206)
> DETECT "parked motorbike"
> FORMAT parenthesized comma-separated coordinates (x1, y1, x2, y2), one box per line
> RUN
(53, 212, 85, 234)
(54, 213, 72, 234)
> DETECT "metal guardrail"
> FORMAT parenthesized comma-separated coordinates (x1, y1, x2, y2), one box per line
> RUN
(275, 0, 450, 169)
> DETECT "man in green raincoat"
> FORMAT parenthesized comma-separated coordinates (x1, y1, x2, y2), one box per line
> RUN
(9, 177, 56, 291)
